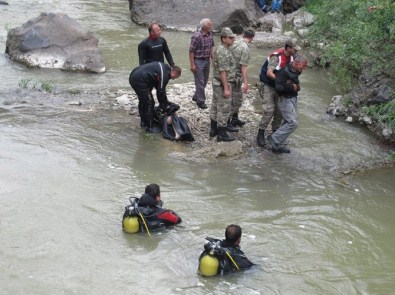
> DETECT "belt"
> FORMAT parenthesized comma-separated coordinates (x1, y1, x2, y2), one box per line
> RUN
(195, 57, 210, 60)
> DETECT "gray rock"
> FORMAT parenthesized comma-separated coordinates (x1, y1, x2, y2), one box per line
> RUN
(128, 0, 257, 31)
(5, 12, 106, 73)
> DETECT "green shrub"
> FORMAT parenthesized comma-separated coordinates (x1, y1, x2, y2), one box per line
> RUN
(305, 0, 395, 92)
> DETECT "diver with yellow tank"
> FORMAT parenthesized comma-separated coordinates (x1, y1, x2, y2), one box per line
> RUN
(198, 224, 254, 276)
(122, 183, 182, 235)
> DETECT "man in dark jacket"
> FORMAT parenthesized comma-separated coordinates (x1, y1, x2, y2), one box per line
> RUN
(256, 40, 300, 147)
(198, 224, 253, 275)
(123, 183, 182, 233)
(267, 55, 308, 153)
(129, 62, 181, 132)
(138, 22, 175, 67)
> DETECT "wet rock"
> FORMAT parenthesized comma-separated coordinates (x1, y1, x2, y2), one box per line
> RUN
(5, 13, 106, 73)
(367, 84, 392, 105)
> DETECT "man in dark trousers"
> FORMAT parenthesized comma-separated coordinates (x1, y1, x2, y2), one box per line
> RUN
(189, 18, 215, 109)
(138, 22, 175, 66)
(129, 62, 181, 132)
(267, 55, 308, 153)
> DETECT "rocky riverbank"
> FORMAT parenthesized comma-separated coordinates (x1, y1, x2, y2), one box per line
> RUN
(110, 82, 267, 160)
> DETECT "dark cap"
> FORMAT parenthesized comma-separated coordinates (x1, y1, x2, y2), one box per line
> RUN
(220, 27, 236, 38)
(244, 27, 255, 38)
(285, 39, 301, 50)
(230, 24, 244, 35)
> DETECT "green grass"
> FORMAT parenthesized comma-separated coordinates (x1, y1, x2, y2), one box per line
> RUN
(18, 78, 54, 93)
(305, 0, 395, 92)
(18, 78, 32, 88)
(364, 102, 395, 129)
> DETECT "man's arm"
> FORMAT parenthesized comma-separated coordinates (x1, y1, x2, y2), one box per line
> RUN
(162, 39, 175, 67)
(275, 68, 295, 95)
(220, 71, 231, 98)
(241, 64, 248, 92)
(189, 51, 196, 73)
(137, 40, 147, 66)
(266, 55, 278, 80)
(157, 210, 182, 225)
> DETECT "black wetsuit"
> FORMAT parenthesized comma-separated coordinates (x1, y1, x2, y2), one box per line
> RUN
(123, 193, 181, 232)
(199, 238, 253, 275)
(219, 240, 253, 274)
(129, 62, 172, 127)
(138, 36, 175, 67)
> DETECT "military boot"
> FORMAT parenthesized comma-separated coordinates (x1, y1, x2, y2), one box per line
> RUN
(217, 127, 235, 142)
(226, 119, 239, 132)
(256, 128, 265, 146)
(231, 113, 245, 127)
(209, 120, 218, 138)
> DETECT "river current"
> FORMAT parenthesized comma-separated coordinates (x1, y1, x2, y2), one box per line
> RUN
(1, 1, 395, 294)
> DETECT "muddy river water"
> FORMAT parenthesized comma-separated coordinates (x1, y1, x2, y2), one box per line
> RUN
(1, 1, 395, 294)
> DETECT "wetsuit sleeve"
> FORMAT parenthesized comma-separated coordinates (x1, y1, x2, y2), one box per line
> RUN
(156, 64, 170, 108)
(138, 39, 147, 66)
(163, 39, 175, 67)
(156, 210, 182, 225)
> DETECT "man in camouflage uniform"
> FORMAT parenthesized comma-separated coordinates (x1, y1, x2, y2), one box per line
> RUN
(209, 27, 237, 142)
(228, 27, 255, 128)
(256, 40, 301, 147)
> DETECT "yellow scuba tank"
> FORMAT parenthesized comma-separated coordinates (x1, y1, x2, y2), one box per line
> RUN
(199, 254, 219, 276)
(122, 216, 140, 233)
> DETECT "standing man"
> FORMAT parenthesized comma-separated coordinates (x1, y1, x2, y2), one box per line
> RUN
(228, 27, 255, 128)
(209, 27, 237, 142)
(129, 62, 181, 133)
(267, 55, 308, 153)
(256, 40, 301, 147)
(138, 21, 175, 67)
(189, 18, 215, 109)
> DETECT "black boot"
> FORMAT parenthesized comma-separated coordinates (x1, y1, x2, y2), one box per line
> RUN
(144, 107, 161, 133)
(226, 119, 239, 132)
(217, 127, 235, 142)
(209, 119, 218, 138)
(231, 113, 245, 127)
(257, 128, 265, 147)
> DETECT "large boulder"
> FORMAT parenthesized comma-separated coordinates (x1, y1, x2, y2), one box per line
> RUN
(128, 0, 307, 31)
(128, 0, 257, 31)
(5, 12, 106, 73)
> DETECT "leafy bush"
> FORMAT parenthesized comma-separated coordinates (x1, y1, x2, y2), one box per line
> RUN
(305, 0, 395, 92)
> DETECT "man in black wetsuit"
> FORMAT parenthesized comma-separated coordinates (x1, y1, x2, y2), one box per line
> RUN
(199, 224, 253, 275)
(138, 22, 175, 67)
(129, 62, 181, 132)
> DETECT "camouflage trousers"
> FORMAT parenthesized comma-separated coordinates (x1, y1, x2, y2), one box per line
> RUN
(230, 77, 243, 115)
(258, 82, 283, 131)
(210, 83, 232, 127)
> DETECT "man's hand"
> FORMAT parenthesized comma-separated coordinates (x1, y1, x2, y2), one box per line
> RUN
(223, 88, 231, 98)
(190, 63, 196, 73)
(242, 83, 249, 93)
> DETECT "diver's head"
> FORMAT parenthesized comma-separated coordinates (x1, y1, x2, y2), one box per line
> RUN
(225, 224, 242, 245)
(145, 183, 162, 205)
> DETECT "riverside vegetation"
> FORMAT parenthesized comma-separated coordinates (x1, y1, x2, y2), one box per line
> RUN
(305, 0, 395, 146)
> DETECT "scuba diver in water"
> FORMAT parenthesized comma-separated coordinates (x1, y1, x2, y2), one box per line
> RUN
(198, 224, 253, 276)
(122, 183, 182, 235)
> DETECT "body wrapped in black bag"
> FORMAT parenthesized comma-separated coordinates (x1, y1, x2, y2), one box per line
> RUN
(154, 102, 194, 142)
